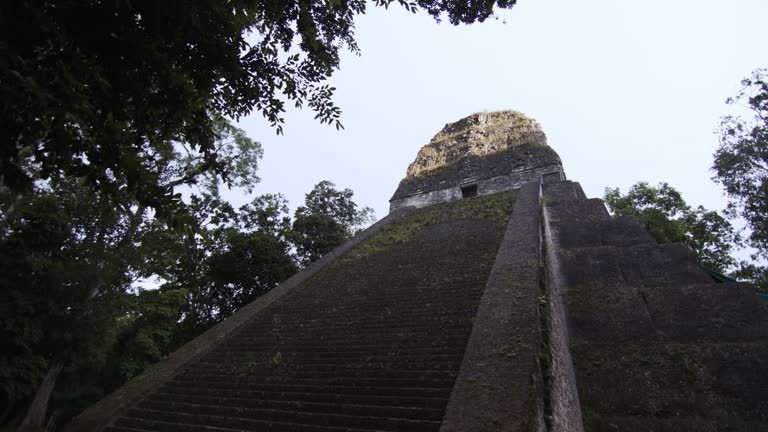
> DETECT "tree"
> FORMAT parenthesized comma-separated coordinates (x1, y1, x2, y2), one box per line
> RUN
(206, 231, 297, 317)
(713, 68, 768, 260)
(1, 116, 263, 430)
(237, 194, 294, 241)
(604, 182, 740, 273)
(1, 0, 518, 219)
(163, 193, 298, 344)
(43, 287, 187, 428)
(292, 212, 350, 266)
(0, 177, 141, 430)
(298, 180, 374, 232)
(292, 181, 375, 265)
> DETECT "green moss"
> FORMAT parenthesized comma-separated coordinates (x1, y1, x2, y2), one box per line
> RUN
(341, 189, 517, 262)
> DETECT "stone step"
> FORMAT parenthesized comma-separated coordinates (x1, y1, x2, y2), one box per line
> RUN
(191, 359, 462, 377)
(259, 308, 477, 323)
(254, 305, 479, 320)
(177, 368, 459, 381)
(200, 351, 465, 364)
(274, 292, 480, 306)
(272, 288, 482, 304)
(196, 352, 462, 369)
(123, 406, 442, 431)
(105, 427, 152, 432)
(150, 390, 448, 410)
(641, 282, 768, 343)
(240, 320, 474, 336)
(245, 307, 478, 323)
(582, 415, 768, 432)
(159, 381, 450, 399)
(171, 374, 457, 389)
(238, 321, 475, 338)
(545, 198, 610, 224)
(196, 354, 464, 369)
(138, 399, 444, 422)
(570, 341, 768, 426)
(563, 284, 657, 343)
(206, 343, 467, 356)
(221, 334, 470, 348)
(230, 329, 471, 342)
(542, 180, 587, 202)
(268, 301, 480, 316)
(559, 243, 712, 288)
(115, 416, 379, 432)
(551, 215, 655, 250)
(224, 333, 470, 345)
(190, 359, 461, 373)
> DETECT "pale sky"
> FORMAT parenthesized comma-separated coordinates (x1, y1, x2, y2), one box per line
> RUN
(231, 0, 768, 224)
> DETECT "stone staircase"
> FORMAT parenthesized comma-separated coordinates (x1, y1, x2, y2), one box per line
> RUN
(98, 205, 511, 431)
(543, 181, 768, 431)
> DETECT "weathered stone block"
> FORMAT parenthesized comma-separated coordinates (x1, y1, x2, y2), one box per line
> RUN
(543, 180, 587, 202)
(563, 283, 656, 342)
(642, 283, 768, 343)
(553, 216, 655, 250)
(560, 244, 712, 288)
(546, 198, 610, 224)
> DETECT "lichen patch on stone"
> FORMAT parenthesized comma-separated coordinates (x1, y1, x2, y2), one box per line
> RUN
(406, 111, 548, 177)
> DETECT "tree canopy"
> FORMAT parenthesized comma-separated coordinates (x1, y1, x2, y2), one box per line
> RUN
(1, 0, 518, 220)
(713, 68, 768, 261)
(0, 114, 265, 430)
(604, 182, 740, 273)
(292, 180, 375, 265)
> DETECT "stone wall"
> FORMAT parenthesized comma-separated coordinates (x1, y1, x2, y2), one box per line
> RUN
(390, 143, 563, 212)
(542, 180, 768, 430)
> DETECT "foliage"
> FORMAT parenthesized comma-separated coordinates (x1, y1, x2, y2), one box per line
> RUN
(292, 181, 375, 265)
(292, 212, 350, 266)
(713, 68, 768, 261)
(0, 115, 266, 428)
(113, 288, 189, 381)
(411, 0, 517, 24)
(296, 180, 375, 233)
(46, 287, 187, 426)
(172, 228, 297, 342)
(344, 189, 516, 262)
(238, 194, 294, 240)
(1, 0, 517, 220)
(730, 263, 768, 292)
(604, 182, 739, 273)
(0, 177, 141, 426)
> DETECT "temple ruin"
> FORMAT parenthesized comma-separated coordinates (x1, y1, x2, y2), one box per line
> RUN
(68, 111, 768, 431)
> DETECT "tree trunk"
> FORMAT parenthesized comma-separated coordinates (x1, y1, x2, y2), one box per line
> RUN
(17, 354, 66, 432)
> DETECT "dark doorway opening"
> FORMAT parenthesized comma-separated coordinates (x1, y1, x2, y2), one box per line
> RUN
(461, 184, 478, 198)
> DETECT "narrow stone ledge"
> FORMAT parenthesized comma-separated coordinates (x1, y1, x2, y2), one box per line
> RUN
(541, 188, 584, 432)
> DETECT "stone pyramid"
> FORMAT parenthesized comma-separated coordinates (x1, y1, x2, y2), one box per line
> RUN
(68, 112, 768, 431)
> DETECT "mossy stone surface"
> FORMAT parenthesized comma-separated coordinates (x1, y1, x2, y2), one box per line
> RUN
(345, 189, 516, 262)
